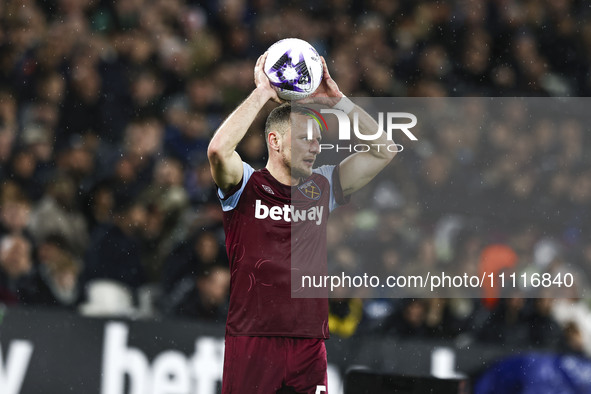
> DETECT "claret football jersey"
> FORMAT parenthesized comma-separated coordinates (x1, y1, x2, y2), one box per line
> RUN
(218, 162, 347, 338)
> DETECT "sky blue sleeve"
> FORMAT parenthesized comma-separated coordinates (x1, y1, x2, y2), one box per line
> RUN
(313, 165, 339, 212)
(217, 162, 255, 212)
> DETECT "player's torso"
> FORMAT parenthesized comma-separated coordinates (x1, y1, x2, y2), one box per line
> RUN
(223, 168, 331, 338)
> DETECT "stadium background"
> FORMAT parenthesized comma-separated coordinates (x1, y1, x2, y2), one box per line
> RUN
(1, 0, 591, 393)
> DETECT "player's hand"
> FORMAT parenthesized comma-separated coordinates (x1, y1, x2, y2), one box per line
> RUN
(304, 56, 343, 106)
(254, 52, 283, 104)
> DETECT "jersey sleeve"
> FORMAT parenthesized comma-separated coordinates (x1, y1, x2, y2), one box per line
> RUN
(313, 164, 350, 212)
(217, 162, 255, 211)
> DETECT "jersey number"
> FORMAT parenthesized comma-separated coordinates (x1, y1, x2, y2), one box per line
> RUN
(315, 385, 326, 394)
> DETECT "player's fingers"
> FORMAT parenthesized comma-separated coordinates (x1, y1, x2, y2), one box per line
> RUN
(254, 53, 269, 86)
(320, 56, 332, 79)
(254, 52, 267, 72)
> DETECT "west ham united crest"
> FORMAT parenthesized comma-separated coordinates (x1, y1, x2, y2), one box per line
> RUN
(298, 180, 321, 200)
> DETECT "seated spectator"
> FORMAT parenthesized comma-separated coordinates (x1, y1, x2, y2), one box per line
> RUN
(5, 147, 45, 201)
(121, 116, 164, 190)
(528, 298, 562, 348)
(159, 265, 230, 323)
(53, 135, 98, 194)
(0, 234, 37, 304)
(35, 234, 82, 308)
(164, 111, 209, 166)
(424, 298, 467, 339)
(476, 296, 531, 348)
(558, 321, 586, 356)
(384, 299, 430, 339)
(160, 229, 227, 294)
(0, 90, 17, 179)
(82, 180, 116, 232)
(184, 158, 223, 228)
(551, 298, 591, 356)
(329, 298, 363, 338)
(80, 200, 147, 295)
(27, 173, 89, 257)
(0, 183, 33, 241)
(137, 156, 190, 281)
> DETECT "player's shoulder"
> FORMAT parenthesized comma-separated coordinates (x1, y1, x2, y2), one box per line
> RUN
(312, 165, 337, 181)
(217, 162, 257, 210)
(245, 165, 272, 184)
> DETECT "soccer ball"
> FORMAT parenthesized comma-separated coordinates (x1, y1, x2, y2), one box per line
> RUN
(264, 38, 323, 100)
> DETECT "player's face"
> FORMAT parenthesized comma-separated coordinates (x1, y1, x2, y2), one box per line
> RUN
(282, 114, 321, 180)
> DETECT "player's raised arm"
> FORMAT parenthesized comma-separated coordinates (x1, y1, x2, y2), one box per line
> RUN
(337, 103, 396, 196)
(207, 52, 282, 192)
(309, 57, 397, 196)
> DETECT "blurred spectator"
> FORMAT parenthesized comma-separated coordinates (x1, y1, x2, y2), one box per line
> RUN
(478, 245, 518, 309)
(82, 180, 116, 233)
(424, 298, 467, 339)
(184, 158, 224, 228)
(0, 183, 33, 239)
(185, 158, 218, 205)
(0, 90, 18, 178)
(552, 299, 591, 357)
(329, 298, 363, 338)
(34, 233, 81, 308)
(159, 264, 230, 323)
(160, 229, 227, 295)
(110, 117, 164, 203)
(138, 156, 190, 281)
(58, 62, 105, 144)
(54, 136, 98, 192)
(559, 321, 586, 356)
(528, 298, 562, 349)
(0, 234, 36, 304)
(476, 296, 531, 348)
(163, 111, 210, 166)
(128, 67, 165, 119)
(402, 237, 441, 295)
(27, 173, 89, 257)
(80, 200, 147, 294)
(20, 123, 55, 175)
(5, 146, 45, 201)
(384, 299, 430, 339)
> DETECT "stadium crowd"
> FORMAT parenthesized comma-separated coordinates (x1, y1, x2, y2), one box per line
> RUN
(1, 0, 591, 358)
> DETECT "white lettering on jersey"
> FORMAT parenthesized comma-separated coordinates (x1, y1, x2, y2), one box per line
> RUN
(254, 200, 324, 225)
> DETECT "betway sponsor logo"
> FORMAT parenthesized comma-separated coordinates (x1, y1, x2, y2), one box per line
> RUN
(100, 321, 343, 394)
(0, 340, 33, 394)
(101, 322, 224, 394)
(254, 199, 323, 225)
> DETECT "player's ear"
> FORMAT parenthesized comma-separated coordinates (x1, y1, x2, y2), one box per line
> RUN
(267, 130, 281, 151)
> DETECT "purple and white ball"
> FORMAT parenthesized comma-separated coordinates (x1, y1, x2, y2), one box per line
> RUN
(263, 38, 323, 101)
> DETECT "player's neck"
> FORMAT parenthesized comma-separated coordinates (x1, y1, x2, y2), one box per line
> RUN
(266, 161, 300, 186)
